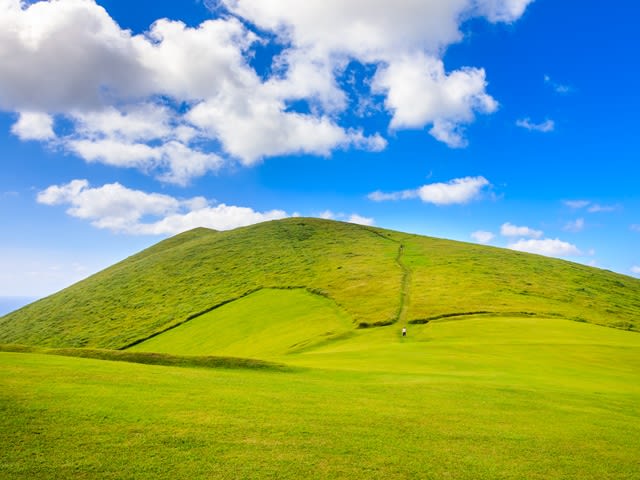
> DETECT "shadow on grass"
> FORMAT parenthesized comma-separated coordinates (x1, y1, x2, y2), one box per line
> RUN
(0, 344, 292, 372)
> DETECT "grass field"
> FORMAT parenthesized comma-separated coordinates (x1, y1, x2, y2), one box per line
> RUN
(2, 316, 639, 479)
(130, 288, 354, 357)
(2, 219, 639, 478)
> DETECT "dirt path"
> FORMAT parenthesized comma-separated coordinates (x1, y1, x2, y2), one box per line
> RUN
(362, 227, 412, 325)
(395, 244, 412, 325)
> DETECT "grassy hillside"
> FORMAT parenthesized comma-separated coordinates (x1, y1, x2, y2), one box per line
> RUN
(0, 219, 401, 348)
(131, 288, 354, 357)
(1, 217, 639, 349)
(2, 317, 639, 479)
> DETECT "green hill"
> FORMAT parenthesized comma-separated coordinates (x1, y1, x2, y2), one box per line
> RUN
(1, 217, 639, 349)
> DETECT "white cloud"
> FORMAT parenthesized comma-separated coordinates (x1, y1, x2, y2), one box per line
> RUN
(10, 112, 55, 140)
(135, 204, 288, 235)
(587, 204, 618, 213)
(564, 200, 590, 209)
(631, 224, 640, 232)
(0, 0, 534, 176)
(222, 0, 532, 60)
(471, 230, 495, 244)
(348, 214, 374, 226)
(563, 200, 619, 214)
(315, 210, 374, 226)
(477, 0, 533, 22)
(218, 0, 510, 148)
(37, 179, 288, 235)
(0, 0, 146, 111)
(68, 139, 162, 169)
(368, 190, 416, 202)
(187, 96, 385, 164)
(369, 176, 490, 205)
(66, 138, 223, 186)
(157, 141, 225, 186)
(631, 266, 640, 276)
(508, 238, 582, 258)
(372, 55, 498, 147)
(71, 105, 173, 143)
(544, 75, 572, 94)
(318, 210, 335, 220)
(516, 118, 555, 133)
(563, 218, 585, 233)
(418, 176, 490, 205)
(500, 222, 543, 238)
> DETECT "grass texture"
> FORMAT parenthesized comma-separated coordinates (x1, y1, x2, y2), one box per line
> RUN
(2, 317, 639, 479)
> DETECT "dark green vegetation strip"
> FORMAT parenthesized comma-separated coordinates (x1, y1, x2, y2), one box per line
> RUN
(409, 310, 541, 324)
(0, 344, 289, 371)
(120, 286, 332, 351)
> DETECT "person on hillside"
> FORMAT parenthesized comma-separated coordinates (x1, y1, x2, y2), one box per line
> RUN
(402, 327, 407, 337)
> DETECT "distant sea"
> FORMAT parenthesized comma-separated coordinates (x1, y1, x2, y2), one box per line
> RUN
(0, 297, 38, 316)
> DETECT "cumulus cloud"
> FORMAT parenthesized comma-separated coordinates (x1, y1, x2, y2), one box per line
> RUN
(318, 210, 335, 220)
(516, 118, 555, 133)
(37, 179, 288, 235)
(10, 112, 55, 140)
(187, 96, 385, 164)
(348, 214, 374, 226)
(500, 222, 543, 238)
(71, 105, 173, 143)
(222, 0, 532, 59)
(0, 0, 534, 179)
(631, 266, 640, 276)
(508, 238, 582, 258)
(369, 176, 491, 206)
(418, 176, 490, 205)
(372, 55, 498, 147)
(315, 210, 374, 226)
(471, 230, 495, 244)
(477, 0, 533, 22)
(66, 138, 223, 186)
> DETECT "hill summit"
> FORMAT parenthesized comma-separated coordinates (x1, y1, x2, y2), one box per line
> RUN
(1, 218, 639, 349)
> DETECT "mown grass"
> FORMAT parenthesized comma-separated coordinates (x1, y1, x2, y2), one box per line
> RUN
(130, 288, 353, 357)
(2, 317, 639, 479)
(1, 218, 639, 350)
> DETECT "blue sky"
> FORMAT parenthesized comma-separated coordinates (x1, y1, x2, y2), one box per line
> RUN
(1, 0, 639, 309)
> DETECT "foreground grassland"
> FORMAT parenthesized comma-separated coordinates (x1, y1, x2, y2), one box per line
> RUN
(1, 218, 639, 349)
(2, 318, 640, 479)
